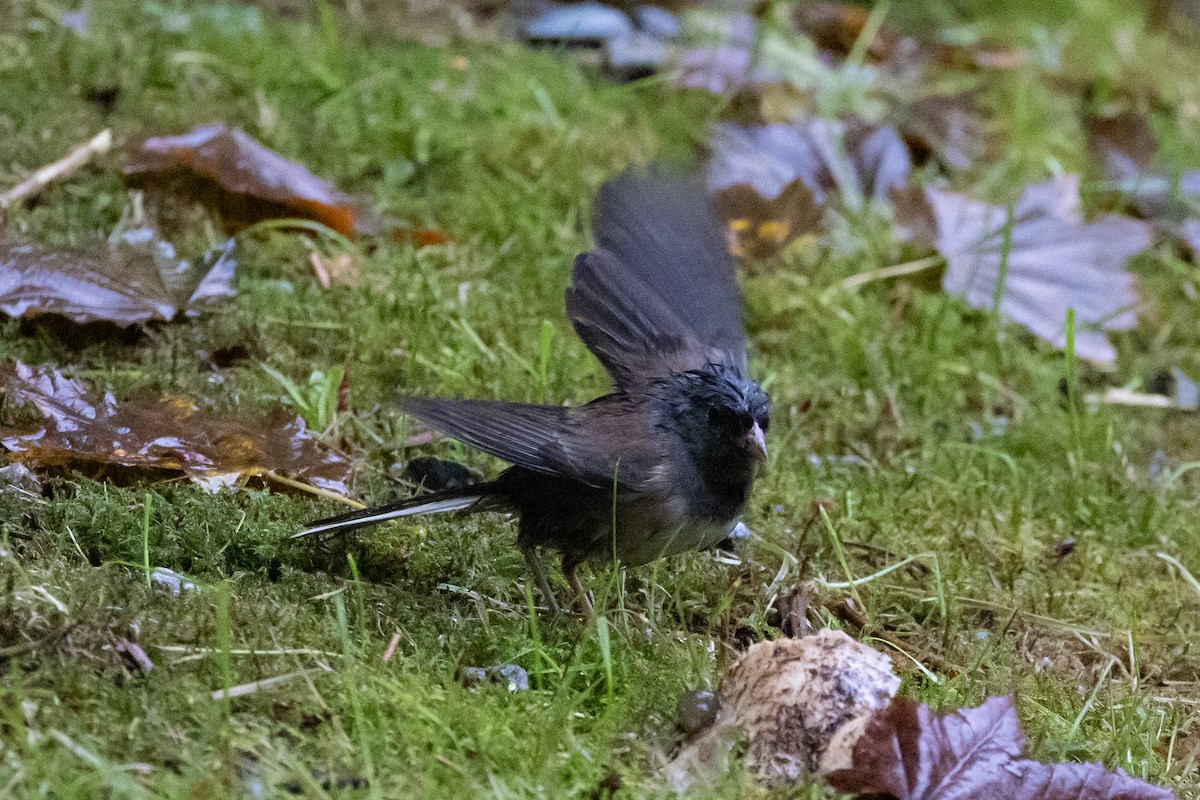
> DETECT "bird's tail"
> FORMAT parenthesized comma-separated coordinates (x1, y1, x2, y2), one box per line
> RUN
(292, 487, 486, 539)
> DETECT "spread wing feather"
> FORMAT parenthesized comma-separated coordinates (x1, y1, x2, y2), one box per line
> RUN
(566, 171, 748, 387)
(399, 396, 656, 490)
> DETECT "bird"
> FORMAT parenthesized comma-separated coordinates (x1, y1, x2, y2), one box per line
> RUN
(294, 170, 770, 611)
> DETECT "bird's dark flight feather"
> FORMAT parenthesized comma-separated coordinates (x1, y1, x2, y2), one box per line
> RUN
(399, 396, 655, 490)
(566, 172, 747, 387)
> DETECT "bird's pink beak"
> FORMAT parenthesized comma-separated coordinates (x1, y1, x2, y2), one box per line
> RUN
(746, 422, 767, 462)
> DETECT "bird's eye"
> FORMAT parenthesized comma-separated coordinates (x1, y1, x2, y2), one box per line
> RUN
(707, 406, 735, 427)
(758, 414, 770, 433)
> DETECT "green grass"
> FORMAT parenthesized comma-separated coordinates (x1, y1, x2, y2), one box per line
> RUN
(3, 0, 1200, 797)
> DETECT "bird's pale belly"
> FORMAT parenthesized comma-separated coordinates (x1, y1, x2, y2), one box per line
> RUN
(608, 495, 739, 567)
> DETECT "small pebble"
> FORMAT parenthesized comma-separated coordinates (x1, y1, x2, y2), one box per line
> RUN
(400, 456, 481, 493)
(524, 2, 632, 43)
(676, 689, 719, 736)
(490, 663, 530, 692)
(0, 463, 41, 499)
(605, 30, 668, 77)
(150, 567, 198, 595)
(633, 6, 679, 38)
(459, 664, 530, 692)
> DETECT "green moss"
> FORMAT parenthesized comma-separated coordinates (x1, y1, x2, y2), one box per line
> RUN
(2, 1, 1200, 797)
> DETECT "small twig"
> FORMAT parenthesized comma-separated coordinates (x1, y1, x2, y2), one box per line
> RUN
(0, 129, 113, 209)
(1087, 388, 1175, 409)
(831, 255, 944, 294)
(210, 665, 331, 701)
(265, 471, 364, 508)
(382, 630, 402, 664)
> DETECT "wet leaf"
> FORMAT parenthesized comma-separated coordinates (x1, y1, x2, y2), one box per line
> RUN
(125, 123, 366, 237)
(826, 696, 1174, 800)
(896, 175, 1152, 363)
(707, 119, 911, 258)
(0, 229, 235, 326)
(0, 360, 351, 495)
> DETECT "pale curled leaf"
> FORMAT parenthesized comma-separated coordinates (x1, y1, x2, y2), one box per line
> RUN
(0, 230, 235, 326)
(897, 175, 1152, 363)
(0, 360, 351, 495)
(826, 696, 1174, 800)
(665, 629, 900, 791)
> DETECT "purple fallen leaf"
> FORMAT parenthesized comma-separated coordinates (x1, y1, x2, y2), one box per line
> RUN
(675, 13, 782, 94)
(707, 119, 910, 205)
(898, 175, 1151, 363)
(826, 695, 1173, 800)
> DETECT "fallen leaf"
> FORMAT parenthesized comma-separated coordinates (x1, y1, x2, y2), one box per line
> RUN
(392, 226, 450, 247)
(715, 180, 821, 260)
(1087, 111, 1200, 261)
(794, 2, 895, 63)
(0, 229, 235, 326)
(707, 119, 911, 257)
(893, 93, 985, 171)
(826, 696, 1174, 800)
(0, 360, 351, 495)
(794, 2, 1022, 72)
(1087, 111, 1158, 186)
(676, 14, 784, 95)
(665, 630, 900, 791)
(895, 175, 1152, 363)
(125, 123, 365, 237)
(708, 119, 911, 207)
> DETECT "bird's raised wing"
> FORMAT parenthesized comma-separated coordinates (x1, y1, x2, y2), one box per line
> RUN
(399, 396, 659, 490)
(566, 171, 748, 389)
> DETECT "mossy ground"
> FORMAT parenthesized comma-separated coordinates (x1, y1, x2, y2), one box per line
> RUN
(3, 0, 1200, 797)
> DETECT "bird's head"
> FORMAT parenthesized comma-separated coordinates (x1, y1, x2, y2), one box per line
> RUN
(658, 365, 770, 478)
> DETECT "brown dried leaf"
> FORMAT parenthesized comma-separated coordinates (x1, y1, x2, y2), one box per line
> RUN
(125, 123, 364, 237)
(1086, 111, 1200, 261)
(0, 230, 235, 326)
(794, 2, 1022, 72)
(826, 696, 1174, 800)
(896, 175, 1152, 363)
(893, 93, 986, 172)
(1087, 111, 1158, 183)
(715, 181, 822, 260)
(794, 2, 896, 63)
(0, 360, 351, 495)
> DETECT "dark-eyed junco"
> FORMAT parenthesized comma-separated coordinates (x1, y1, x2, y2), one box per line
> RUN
(294, 171, 769, 609)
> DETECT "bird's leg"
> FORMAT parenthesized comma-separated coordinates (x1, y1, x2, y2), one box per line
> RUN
(563, 559, 595, 617)
(522, 547, 561, 615)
